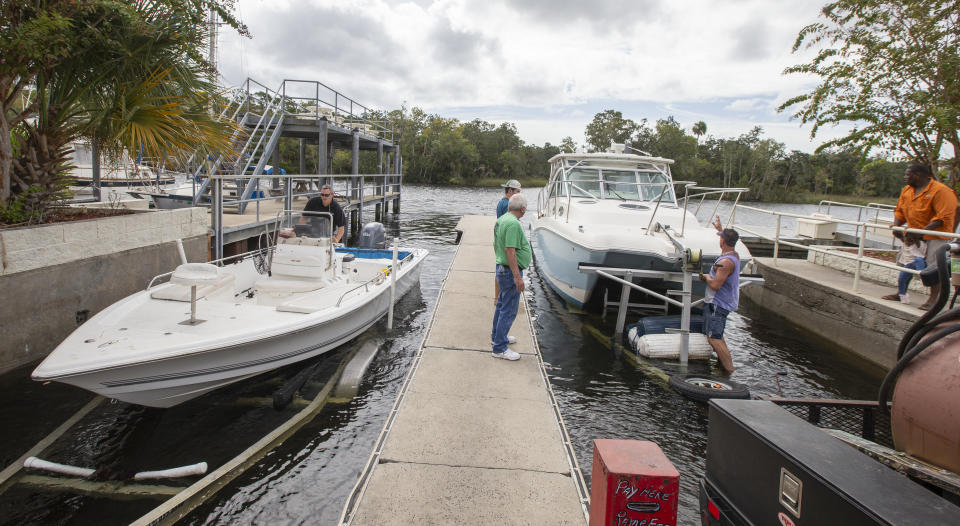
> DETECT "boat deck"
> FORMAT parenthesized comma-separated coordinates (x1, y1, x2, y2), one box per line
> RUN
(340, 215, 588, 524)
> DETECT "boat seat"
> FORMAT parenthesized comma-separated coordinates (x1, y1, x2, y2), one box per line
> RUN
(270, 243, 331, 279)
(151, 272, 236, 302)
(170, 263, 221, 286)
(276, 279, 351, 313)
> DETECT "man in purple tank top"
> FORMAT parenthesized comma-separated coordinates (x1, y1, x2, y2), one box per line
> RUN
(698, 216, 741, 373)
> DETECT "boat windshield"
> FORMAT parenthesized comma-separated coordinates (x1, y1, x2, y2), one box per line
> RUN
(279, 211, 334, 239)
(564, 168, 602, 198)
(637, 171, 675, 202)
(558, 167, 675, 203)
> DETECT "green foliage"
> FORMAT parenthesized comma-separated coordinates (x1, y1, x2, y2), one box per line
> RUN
(354, 107, 559, 185)
(1, 0, 246, 218)
(0, 185, 58, 224)
(584, 110, 640, 152)
(779, 0, 960, 185)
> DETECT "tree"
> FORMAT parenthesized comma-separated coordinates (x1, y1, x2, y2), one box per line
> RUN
(560, 136, 577, 153)
(779, 0, 960, 186)
(692, 120, 707, 157)
(1, 0, 248, 220)
(584, 110, 639, 152)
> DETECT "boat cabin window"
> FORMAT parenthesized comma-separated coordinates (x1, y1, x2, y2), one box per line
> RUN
(561, 168, 601, 198)
(602, 170, 642, 200)
(638, 171, 675, 203)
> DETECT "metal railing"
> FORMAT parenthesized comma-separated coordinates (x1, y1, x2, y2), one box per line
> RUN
(537, 178, 749, 239)
(817, 200, 897, 242)
(243, 78, 395, 142)
(733, 204, 960, 292)
(207, 173, 402, 260)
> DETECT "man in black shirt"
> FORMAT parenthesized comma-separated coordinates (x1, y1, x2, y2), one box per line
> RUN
(303, 184, 346, 242)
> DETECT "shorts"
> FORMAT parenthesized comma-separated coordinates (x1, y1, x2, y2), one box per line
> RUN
(925, 238, 949, 260)
(703, 303, 730, 339)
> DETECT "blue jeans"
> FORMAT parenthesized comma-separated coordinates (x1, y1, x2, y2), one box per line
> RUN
(492, 265, 522, 353)
(898, 257, 926, 295)
(703, 303, 730, 339)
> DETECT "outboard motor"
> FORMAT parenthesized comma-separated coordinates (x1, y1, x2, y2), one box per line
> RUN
(357, 222, 386, 249)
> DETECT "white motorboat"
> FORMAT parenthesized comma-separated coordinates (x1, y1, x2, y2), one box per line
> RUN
(32, 212, 427, 407)
(532, 144, 751, 309)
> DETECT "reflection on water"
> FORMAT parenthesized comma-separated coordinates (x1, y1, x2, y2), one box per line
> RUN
(0, 186, 887, 526)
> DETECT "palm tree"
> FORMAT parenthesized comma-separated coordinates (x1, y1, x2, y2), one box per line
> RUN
(5, 1, 246, 223)
(692, 121, 707, 158)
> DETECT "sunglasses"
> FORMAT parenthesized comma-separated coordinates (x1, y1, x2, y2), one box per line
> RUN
(320, 193, 332, 197)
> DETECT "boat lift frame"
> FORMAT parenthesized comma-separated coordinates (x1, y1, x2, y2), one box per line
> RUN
(579, 255, 763, 365)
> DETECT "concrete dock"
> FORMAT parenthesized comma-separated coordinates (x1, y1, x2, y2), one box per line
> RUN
(743, 257, 926, 369)
(341, 215, 588, 524)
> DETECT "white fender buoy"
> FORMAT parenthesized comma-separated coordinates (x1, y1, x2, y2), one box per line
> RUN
(24, 457, 95, 478)
(134, 462, 208, 480)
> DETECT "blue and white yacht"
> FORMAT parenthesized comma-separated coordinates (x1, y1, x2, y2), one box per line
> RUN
(532, 144, 751, 308)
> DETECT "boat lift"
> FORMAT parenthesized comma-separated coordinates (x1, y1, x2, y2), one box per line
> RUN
(579, 223, 763, 366)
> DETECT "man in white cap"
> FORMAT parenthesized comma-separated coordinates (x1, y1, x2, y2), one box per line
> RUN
(495, 179, 522, 301)
(497, 179, 521, 218)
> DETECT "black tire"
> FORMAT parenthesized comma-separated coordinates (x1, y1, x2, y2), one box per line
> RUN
(668, 374, 750, 403)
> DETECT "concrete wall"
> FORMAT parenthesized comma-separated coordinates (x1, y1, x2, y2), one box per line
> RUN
(742, 259, 916, 369)
(1, 207, 208, 275)
(0, 208, 209, 374)
(807, 247, 925, 293)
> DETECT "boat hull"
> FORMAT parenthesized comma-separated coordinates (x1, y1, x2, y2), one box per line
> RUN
(533, 226, 682, 308)
(35, 253, 423, 408)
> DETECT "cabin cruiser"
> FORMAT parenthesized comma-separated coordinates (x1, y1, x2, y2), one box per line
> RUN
(532, 144, 751, 309)
(32, 213, 427, 407)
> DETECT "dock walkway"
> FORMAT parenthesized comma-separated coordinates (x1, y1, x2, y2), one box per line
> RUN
(341, 215, 588, 524)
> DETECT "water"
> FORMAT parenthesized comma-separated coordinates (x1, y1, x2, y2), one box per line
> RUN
(0, 186, 887, 525)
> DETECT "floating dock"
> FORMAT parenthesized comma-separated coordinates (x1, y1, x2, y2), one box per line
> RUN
(340, 215, 588, 524)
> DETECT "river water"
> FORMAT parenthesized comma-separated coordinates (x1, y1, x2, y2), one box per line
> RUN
(0, 185, 888, 525)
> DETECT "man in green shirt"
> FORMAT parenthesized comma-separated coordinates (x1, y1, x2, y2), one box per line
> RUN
(491, 194, 531, 360)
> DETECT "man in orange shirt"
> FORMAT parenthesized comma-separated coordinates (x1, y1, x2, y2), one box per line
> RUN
(891, 164, 960, 310)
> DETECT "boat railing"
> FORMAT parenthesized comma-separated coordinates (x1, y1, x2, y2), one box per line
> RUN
(679, 185, 750, 237)
(537, 178, 696, 225)
(733, 204, 960, 291)
(335, 251, 415, 307)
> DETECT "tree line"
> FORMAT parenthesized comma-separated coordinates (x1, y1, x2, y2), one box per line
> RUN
(319, 106, 909, 203)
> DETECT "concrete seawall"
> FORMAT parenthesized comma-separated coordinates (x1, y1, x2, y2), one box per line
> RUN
(0, 209, 209, 374)
(742, 257, 924, 369)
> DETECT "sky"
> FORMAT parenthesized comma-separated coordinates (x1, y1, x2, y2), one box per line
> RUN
(217, 0, 849, 153)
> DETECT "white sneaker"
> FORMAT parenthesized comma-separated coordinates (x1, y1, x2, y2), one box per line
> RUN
(490, 335, 518, 345)
(492, 348, 521, 361)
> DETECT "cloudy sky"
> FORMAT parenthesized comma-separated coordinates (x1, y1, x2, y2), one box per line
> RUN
(218, 0, 847, 152)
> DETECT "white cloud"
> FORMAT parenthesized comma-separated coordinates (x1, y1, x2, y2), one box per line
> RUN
(724, 98, 774, 113)
(219, 0, 840, 151)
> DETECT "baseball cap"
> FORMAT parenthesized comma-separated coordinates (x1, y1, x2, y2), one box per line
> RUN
(501, 179, 521, 189)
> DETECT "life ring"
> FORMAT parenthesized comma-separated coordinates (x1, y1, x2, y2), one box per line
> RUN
(668, 374, 750, 402)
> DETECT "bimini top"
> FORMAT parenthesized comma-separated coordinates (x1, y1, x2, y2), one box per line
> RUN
(547, 151, 675, 166)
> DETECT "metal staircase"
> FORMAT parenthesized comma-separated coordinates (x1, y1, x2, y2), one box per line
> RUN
(187, 82, 285, 214)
